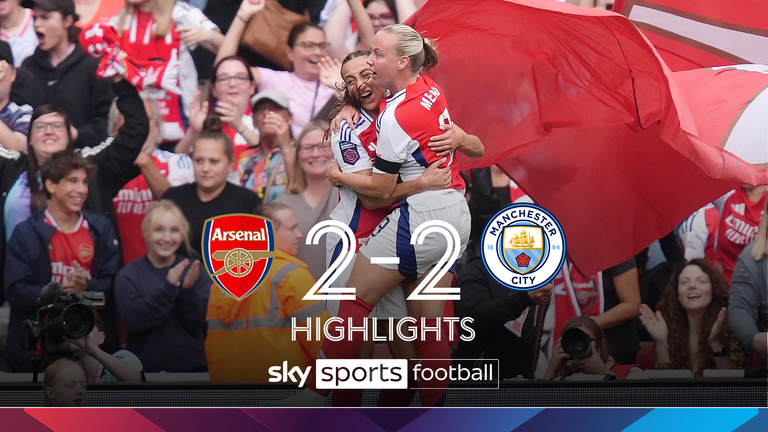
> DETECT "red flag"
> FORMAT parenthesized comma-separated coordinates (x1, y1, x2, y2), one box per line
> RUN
(613, 0, 768, 71)
(406, 0, 767, 275)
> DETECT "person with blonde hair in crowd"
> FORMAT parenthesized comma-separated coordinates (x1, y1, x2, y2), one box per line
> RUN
(114, 200, 210, 372)
(43, 358, 87, 407)
(275, 120, 336, 279)
(729, 197, 768, 370)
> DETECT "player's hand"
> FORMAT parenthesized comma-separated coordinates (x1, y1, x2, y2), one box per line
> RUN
(428, 123, 466, 157)
(419, 158, 450, 191)
(331, 105, 360, 132)
(181, 260, 200, 289)
(238, 0, 266, 20)
(319, 56, 342, 92)
(326, 160, 342, 187)
(639, 304, 668, 344)
(167, 259, 190, 287)
(528, 283, 553, 305)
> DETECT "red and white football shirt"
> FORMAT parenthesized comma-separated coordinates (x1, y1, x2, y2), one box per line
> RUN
(714, 187, 767, 281)
(45, 211, 94, 285)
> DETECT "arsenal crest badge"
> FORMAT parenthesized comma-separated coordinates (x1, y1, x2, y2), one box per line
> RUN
(202, 214, 276, 300)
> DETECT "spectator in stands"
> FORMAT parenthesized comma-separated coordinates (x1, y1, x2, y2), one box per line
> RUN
(325, 0, 375, 61)
(5, 152, 121, 372)
(43, 358, 87, 406)
(538, 258, 641, 368)
(237, 89, 294, 202)
(162, 120, 261, 256)
(21, 0, 114, 148)
(68, 310, 144, 382)
(115, 200, 210, 372)
(729, 197, 768, 369)
(175, 55, 259, 165)
(1, 77, 146, 268)
(216, 0, 337, 137)
(640, 259, 747, 377)
(713, 185, 768, 282)
(206, 202, 329, 382)
(454, 255, 552, 379)
(0, 0, 37, 67)
(276, 120, 336, 279)
(543, 316, 647, 380)
(81, 0, 223, 145)
(0, 41, 31, 151)
(111, 94, 194, 264)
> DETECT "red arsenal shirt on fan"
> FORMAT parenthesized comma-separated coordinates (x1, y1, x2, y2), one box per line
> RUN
(714, 187, 767, 282)
(45, 211, 94, 285)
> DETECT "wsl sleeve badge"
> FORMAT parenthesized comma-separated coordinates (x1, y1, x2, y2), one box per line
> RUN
(481, 204, 566, 291)
(202, 214, 277, 300)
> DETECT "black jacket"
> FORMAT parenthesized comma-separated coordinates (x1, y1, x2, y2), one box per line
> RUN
(454, 256, 538, 379)
(4, 210, 121, 372)
(20, 44, 114, 148)
(0, 80, 147, 304)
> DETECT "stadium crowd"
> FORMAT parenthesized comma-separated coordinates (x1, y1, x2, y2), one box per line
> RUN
(0, 0, 765, 408)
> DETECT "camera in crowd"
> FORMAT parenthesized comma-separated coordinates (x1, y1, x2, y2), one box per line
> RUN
(561, 327, 595, 360)
(19, 282, 105, 370)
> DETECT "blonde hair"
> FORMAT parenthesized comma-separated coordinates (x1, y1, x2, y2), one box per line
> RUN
(117, 0, 175, 38)
(43, 359, 86, 407)
(380, 24, 439, 74)
(752, 197, 768, 260)
(288, 121, 331, 194)
(141, 200, 192, 254)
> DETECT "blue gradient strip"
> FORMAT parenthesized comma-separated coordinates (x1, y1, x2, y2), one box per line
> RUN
(622, 408, 759, 432)
(513, 408, 652, 432)
(399, 408, 542, 432)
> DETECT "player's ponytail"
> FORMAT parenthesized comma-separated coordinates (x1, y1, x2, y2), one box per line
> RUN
(422, 38, 440, 70)
(382, 24, 440, 74)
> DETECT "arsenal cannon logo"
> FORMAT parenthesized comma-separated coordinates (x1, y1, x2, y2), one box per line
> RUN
(202, 214, 276, 300)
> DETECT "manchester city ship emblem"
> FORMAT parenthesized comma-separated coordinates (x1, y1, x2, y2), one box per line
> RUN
(481, 203, 566, 291)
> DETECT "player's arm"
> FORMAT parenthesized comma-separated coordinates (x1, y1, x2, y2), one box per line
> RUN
(355, 158, 451, 209)
(428, 123, 484, 158)
(328, 162, 397, 199)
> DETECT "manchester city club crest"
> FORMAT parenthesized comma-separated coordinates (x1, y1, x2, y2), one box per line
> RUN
(481, 203, 566, 291)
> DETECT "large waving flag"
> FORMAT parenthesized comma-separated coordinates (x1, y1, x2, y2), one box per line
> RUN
(614, 0, 768, 71)
(406, 0, 768, 275)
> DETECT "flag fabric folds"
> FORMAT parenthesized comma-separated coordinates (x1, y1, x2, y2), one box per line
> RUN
(405, 0, 768, 275)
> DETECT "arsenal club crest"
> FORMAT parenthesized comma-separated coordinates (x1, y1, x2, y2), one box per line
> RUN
(481, 203, 566, 292)
(202, 214, 276, 300)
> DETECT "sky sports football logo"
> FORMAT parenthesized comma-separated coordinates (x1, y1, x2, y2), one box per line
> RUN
(202, 214, 276, 300)
(481, 203, 566, 291)
(269, 359, 499, 389)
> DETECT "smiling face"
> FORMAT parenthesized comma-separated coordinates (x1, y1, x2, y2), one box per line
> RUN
(146, 210, 184, 263)
(297, 128, 332, 180)
(288, 27, 329, 79)
(677, 264, 713, 312)
(367, 31, 403, 92)
(33, 8, 73, 52)
(45, 168, 89, 215)
(192, 138, 233, 195)
(366, 0, 396, 34)
(30, 112, 70, 162)
(46, 363, 87, 407)
(212, 58, 256, 111)
(342, 56, 385, 113)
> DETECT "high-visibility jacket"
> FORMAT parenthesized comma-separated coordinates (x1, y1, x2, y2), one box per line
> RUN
(206, 250, 329, 382)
